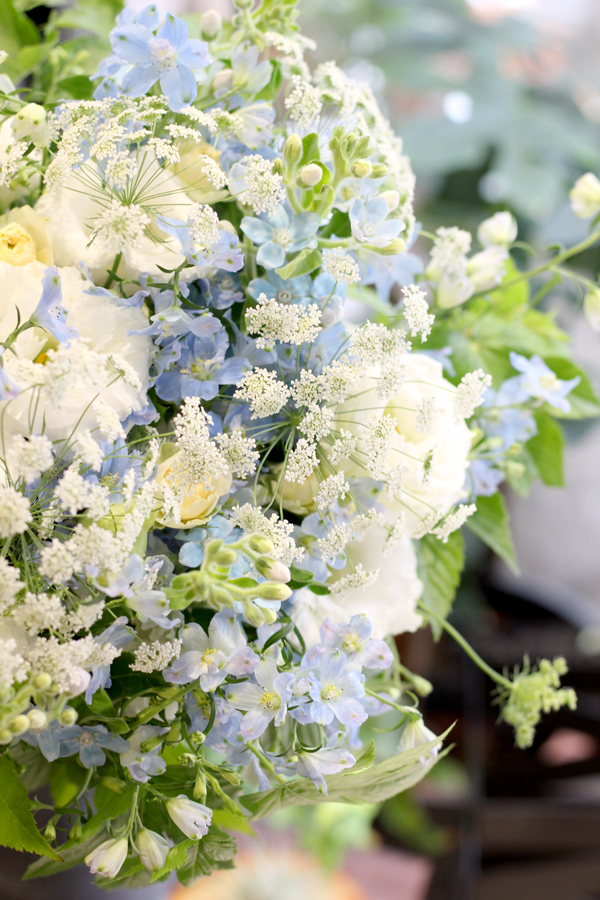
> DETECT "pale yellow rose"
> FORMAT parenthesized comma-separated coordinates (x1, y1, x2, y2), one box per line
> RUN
(170, 140, 229, 204)
(267, 464, 320, 516)
(155, 449, 232, 529)
(0, 206, 53, 266)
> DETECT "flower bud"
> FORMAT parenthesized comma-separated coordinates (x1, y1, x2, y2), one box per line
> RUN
(247, 534, 274, 554)
(212, 68, 234, 92)
(584, 287, 600, 332)
(64, 665, 91, 698)
(190, 730, 205, 746)
(212, 547, 237, 566)
(27, 708, 47, 730)
(44, 821, 56, 842)
(379, 190, 400, 212)
(221, 770, 242, 786)
(298, 163, 323, 187)
(371, 163, 389, 178)
(32, 672, 52, 691)
(397, 717, 440, 760)
(272, 157, 285, 176)
(284, 134, 302, 166)
(200, 9, 222, 38)
(372, 237, 406, 256)
(193, 768, 207, 800)
(12, 103, 48, 146)
(351, 158, 373, 178)
(467, 246, 508, 292)
(503, 460, 525, 479)
(135, 829, 169, 872)
(255, 581, 293, 601)
(85, 837, 129, 879)
(570, 172, 600, 219)
(261, 606, 278, 625)
(254, 556, 291, 583)
(166, 795, 212, 839)
(0, 728, 12, 744)
(9, 715, 29, 735)
(70, 821, 83, 841)
(243, 602, 268, 628)
(477, 211, 517, 247)
(436, 271, 474, 309)
(409, 674, 434, 698)
(59, 707, 78, 726)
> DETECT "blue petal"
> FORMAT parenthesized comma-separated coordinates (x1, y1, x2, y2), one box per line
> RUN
(122, 63, 160, 97)
(180, 542, 204, 567)
(177, 38, 211, 70)
(110, 24, 154, 63)
(240, 217, 275, 245)
(265, 205, 289, 231)
(256, 241, 286, 269)
(157, 13, 189, 49)
(160, 65, 197, 111)
(217, 357, 250, 384)
(288, 212, 320, 241)
(79, 744, 107, 768)
(135, 4, 160, 29)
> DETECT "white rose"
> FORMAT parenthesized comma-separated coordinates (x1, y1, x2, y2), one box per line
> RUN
(0, 262, 153, 443)
(292, 529, 422, 642)
(35, 154, 198, 284)
(331, 354, 473, 533)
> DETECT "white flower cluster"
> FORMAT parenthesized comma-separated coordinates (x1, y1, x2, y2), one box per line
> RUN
(245, 293, 322, 349)
(131, 639, 182, 673)
(231, 503, 303, 565)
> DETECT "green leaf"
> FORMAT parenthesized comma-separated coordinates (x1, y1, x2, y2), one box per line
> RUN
(289, 565, 314, 583)
(0, 0, 39, 81)
(229, 576, 258, 589)
(465, 492, 519, 574)
(416, 532, 464, 638)
(308, 583, 331, 595)
(49, 759, 87, 807)
(542, 357, 600, 420)
(89, 688, 114, 717)
(80, 782, 135, 840)
(243, 730, 451, 820)
(212, 807, 256, 836)
(24, 831, 108, 880)
(160, 827, 237, 886)
(56, 75, 94, 100)
(275, 248, 322, 279)
(527, 410, 564, 487)
(299, 132, 320, 166)
(0, 756, 61, 860)
(504, 446, 538, 497)
(96, 857, 148, 889)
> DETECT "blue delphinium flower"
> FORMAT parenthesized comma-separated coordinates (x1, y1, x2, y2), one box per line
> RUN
(120, 725, 169, 782)
(163, 610, 259, 690)
(86, 616, 135, 703)
(307, 649, 367, 727)
(241, 207, 319, 269)
(508, 351, 580, 412)
(208, 271, 245, 310)
(214, 44, 272, 98)
(350, 197, 405, 248)
(305, 615, 393, 671)
(32, 267, 79, 344)
(295, 732, 356, 794)
(35, 723, 128, 767)
(154, 329, 250, 403)
(155, 215, 244, 270)
(248, 270, 313, 307)
(108, 12, 211, 111)
(226, 656, 295, 739)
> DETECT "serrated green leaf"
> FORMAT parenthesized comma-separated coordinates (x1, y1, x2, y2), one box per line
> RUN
(275, 248, 322, 279)
(0, 756, 61, 860)
(151, 838, 195, 882)
(174, 827, 237, 886)
(465, 492, 519, 574)
(212, 807, 256, 835)
(527, 410, 564, 486)
(243, 730, 451, 819)
(417, 532, 464, 638)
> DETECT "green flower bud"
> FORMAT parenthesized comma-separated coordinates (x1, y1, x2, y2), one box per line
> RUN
(351, 159, 373, 178)
(9, 715, 29, 734)
(212, 547, 237, 566)
(32, 672, 52, 691)
(190, 730, 205, 746)
(272, 157, 285, 176)
(284, 134, 302, 165)
(234, 0, 252, 8)
(255, 581, 293, 601)
(69, 821, 83, 841)
(212, 68, 233, 92)
(371, 237, 406, 256)
(262, 606, 278, 625)
(254, 556, 291, 583)
(243, 602, 268, 628)
(44, 821, 56, 842)
(193, 768, 207, 801)
(247, 534, 275, 554)
(0, 729, 12, 745)
(371, 163, 389, 178)
(27, 708, 47, 730)
(140, 734, 164, 753)
(59, 707, 78, 726)
(221, 770, 242, 786)
(298, 163, 323, 187)
(200, 9, 222, 38)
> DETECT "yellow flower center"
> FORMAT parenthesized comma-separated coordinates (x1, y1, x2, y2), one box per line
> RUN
(321, 683, 342, 701)
(0, 223, 36, 266)
(201, 648, 218, 665)
(261, 691, 278, 710)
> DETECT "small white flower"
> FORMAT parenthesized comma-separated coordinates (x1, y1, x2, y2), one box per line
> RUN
(95, 200, 150, 251)
(322, 247, 361, 285)
(131, 639, 182, 674)
(6, 434, 53, 484)
(245, 294, 321, 349)
(85, 838, 128, 879)
(135, 829, 170, 871)
(284, 438, 319, 483)
(0, 486, 31, 538)
(401, 285, 434, 341)
(234, 368, 291, 419)
(166, 795, 212, 840)
(477, 211, 517, 247)
(570, 172, 600, 219)
(454, 369, 492, 420)
(0, 559, 24, 610)
(397, 717, 440, 764)
(316, 472, 349, 512)
(329, 564, 380, 597)
(432, 503, 477, 543)
(228, 154, 285, 215)
(285, 74, 323, 129)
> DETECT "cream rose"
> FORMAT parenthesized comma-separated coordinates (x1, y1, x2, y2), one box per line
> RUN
(154, 449, 232, 529)
(0, 206, 53, 266)
(0, 262, 153, 443)
(292, 528, 423, 642)
(169, 139, 228, 205)
(331, 353, 473, 533)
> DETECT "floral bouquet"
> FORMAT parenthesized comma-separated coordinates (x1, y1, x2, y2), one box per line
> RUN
(0, 0, 597, 888)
